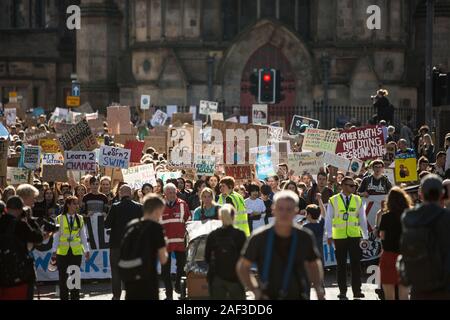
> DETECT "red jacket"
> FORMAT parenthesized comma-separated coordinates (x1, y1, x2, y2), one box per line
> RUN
(161, 198, 190, 252)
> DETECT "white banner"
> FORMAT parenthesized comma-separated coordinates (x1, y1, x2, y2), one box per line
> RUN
(42, 153, 64, 165)
(199, 100, 218, 115)
(7, 167, 28, 185)
(122, 164, 157, 190)
(64, 151, 97, 171)
(323, 152, 351, 172)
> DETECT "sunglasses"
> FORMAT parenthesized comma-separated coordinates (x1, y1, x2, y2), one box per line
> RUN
(344, 184, 356, 188)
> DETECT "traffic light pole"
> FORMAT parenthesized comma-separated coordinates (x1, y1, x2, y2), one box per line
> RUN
(425, 0, 434, 128)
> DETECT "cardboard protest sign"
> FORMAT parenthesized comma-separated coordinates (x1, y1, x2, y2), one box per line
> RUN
(58, 119, 98, 151)
(303, 128, 339, 153)
(122, 164, 156, 189)
(42, 165, 68, 182)
(77, 102, 94, 114)
(64, 151, 97, 171)
(42, 153, 64, 165)
(4, 102, 25, 120)
(254, 146, 277, 180)
(290, 115, 320, 135)
(101, 167, 124, 187)
(54, 122, 75, 136)
(167, 126, 194, 167)
(39, 138, 60, 154)
(268, 126, 283, 143)
(252, 104, 268, 125)
(199, 100, 218, 115)
(194, 156, 216, 176)
(225, 116, 238, 123)
(50, 107, 69, 123)
(348, 158, 364, 175)
(107, 106, 132, 135)
(150, 110, 168, 127)
(224, 165, 253, 181)
(270, 115, 286, 129)
(209, 113, 224, 123)
(171, 113, 193, 126)
(383, 142, 396, 165)
(143, 126, 168, 154)
(157, 171, 182, 184)
(5, 108, 16, 126)
(335, 126, 386, 161)
(87, 119, 104, 136)
(21, 146, 41, 170)
(114, 134, 136, 147)
(25, 129, 50, 145)
(85, 112, 98, 121)
(323, 152, 351, 172)
(99, 145, 131, 169)
(288, 152, 325, 176)
(183, 168, 197, 181)
(7, 167, 29, 185)
(395, 154, 418, 183)
(124, 140, 145, 163)
(140, 95, 151, 110)
(7, 156, 20, 168)
(0, 140, 8, 187)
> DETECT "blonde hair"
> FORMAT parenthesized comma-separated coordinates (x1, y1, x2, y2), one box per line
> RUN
(200, 187, 215, 201)
(219, 204, 235, 227)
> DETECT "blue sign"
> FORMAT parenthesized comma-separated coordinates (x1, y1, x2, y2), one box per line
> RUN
(72, 83, 81, 97)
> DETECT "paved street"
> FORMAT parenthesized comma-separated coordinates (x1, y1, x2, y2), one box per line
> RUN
(34, 269, 380, 301)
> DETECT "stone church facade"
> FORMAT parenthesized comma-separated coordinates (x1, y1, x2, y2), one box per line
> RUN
(1, 0, 450, 119)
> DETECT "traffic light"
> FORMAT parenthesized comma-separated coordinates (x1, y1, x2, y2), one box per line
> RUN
(433, 68, 450, 106)
(258, 68, 276, 104)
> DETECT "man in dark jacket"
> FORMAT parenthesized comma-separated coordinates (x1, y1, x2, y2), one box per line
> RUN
(0, 197, 43, 300)
(105, 184, 143, 300)
(401, 174, 450, 300)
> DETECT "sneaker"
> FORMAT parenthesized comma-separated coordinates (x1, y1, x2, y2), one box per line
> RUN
(353, 292, 365, 299)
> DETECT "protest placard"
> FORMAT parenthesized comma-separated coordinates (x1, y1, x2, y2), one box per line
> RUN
(42, 165, 68, 182)
(383, 142, 396, 165)
(252, 104, 268, 125)
(224, 165, 253, 181)
(122, 164, 156, 189)
(143, 126, 167, 154)
(114, 134, 136, 147)
(167, 126, 194, 167)
(254, 146, 277, 180)
(335, 126, 386, 161)
(4, 102, 25, 120)
(239, 116, 248, 124)
(7, 167, 29, 185)
(87, 119, 104, 135)
(157, 171, 182, 184)
(85, 112, 98, 121)
(302, 128, 339, 153)
(194, 155, 216, 176)
(150, 110, 168, 127)
(209, 113, 224, 123)
(0, 123, 9, 139)
(323, 152, 351, 172)
(99, 145, 131, 169)
(171, 113, 193, 126)
(395, 153, 418, 183)
(0, 140, 8, 187)
(348, 158, 364, 175)
(25, 129, 50, 145)
(107, 106, 132, 135)
(50, 107, 69, 123)
(124, 140, 145, 163)
(385, 168, 396, 186)
(21, 146, 41, 170)
(268, 126, 283, 143)
(288, 152, 325, 176)
(270, 115, 286, 129)
(64, 151, 97, 171)
(58, 119, 98, 151)
(77, 102, 94, 114)
(166, 105, 178, 118)
(54, 122, 76, 136)
(225, 116, 238, 123)
(5, 108, 16, 126)
(289, 115, 320, 135)
(140, 95, 151, 110)
(199, 100, 218, 115)
(39, 138, 60, 153)
(42, 153, 64, 165)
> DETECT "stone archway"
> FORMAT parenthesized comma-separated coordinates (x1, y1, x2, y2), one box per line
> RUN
(218, 19, 315, 107)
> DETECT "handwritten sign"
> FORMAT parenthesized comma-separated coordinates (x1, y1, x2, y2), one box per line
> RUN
(64, 151, 97, 171)
(303, 128, 339, 153)
(194, 156, 216, 176)
(252, 104, 268, 125)
(58, 119, 98, 151)
(21, 146, 41, 170)
(42, 153, 64, 166)
(122, 164, 157, 189)
(199, 100, 218, 115)
(395, 153, 418, 183)
(323, 152, 351, 172)
(150, 110, 168, 127)
(39, 138, 60, 154)
(224, 165, 253, 181)
(124, 140, 145, 163)
(7, 167, 29, 185)
(335, 126, 386, 161)
(288, 152, 325, 176)
(99, 145, 131, 169)
(157, 171, 182, 184)
(290, 115, 320, 135)
(168, 127, 194, 167)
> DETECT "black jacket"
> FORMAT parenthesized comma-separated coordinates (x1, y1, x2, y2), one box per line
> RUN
(105, 197, 143, 249)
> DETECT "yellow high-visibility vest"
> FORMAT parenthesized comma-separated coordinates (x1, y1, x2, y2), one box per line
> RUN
(329, 194, 363, 239)
(56, 214, 85, 256)
(218, 191, 250, 237)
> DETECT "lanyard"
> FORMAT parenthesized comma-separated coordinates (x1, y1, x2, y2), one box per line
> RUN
(261, 227, 298, 299)
(339, 194, 351, 212)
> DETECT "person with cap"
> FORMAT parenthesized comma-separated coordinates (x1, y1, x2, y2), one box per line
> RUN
(400, 174, 450, 300)
(52, 196, 90, 300)
(326, 176, 369, 300)
(0, 197, 43, 300)
(105, 184, 143, 300)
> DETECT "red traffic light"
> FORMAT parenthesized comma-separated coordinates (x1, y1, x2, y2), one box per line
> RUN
(263, 74, 272, 82)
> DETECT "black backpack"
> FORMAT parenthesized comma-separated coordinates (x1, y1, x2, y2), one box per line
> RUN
(0, 218, 34, 287)
(209, 230, 240, 282)
(118, 218, 152, 282)
(399, 210, 447, 292)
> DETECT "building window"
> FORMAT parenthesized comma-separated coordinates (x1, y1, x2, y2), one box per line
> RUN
(240, 0, 257, 30)
(260, 0, 275, 19)
(222, 0, 239, 40)
(279, 0, 296, 30)
(34, 0, 45, 28)
(297, 0, 310, 40)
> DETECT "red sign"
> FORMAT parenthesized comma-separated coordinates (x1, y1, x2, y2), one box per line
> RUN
(224, 165, 253, 181)
(335, 126, 386, 161)
(124, 140, 145, 163)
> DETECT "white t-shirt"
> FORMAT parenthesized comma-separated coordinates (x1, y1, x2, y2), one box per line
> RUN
(245, 197, 267, 231)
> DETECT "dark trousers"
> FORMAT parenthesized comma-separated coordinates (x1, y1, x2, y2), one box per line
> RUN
(209, 276, 246, 300)
(125, 280, 159, 300)
(334, 238, 362, 295)
(110, 248, 122, 300)
(161, 251, 186, 298)
(57, 248, 82, 300)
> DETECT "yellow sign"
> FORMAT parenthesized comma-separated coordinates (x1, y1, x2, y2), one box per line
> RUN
(66, 96, 80, 107)
(39, 139, 60, 154)
(9, 92, 17, 98)
(395, 157, 418, 183)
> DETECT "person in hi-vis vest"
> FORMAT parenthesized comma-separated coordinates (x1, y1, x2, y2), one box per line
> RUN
(217, 176, 250, 237)
(52, 196, 90, 300)
(325, 176, 369, 300)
